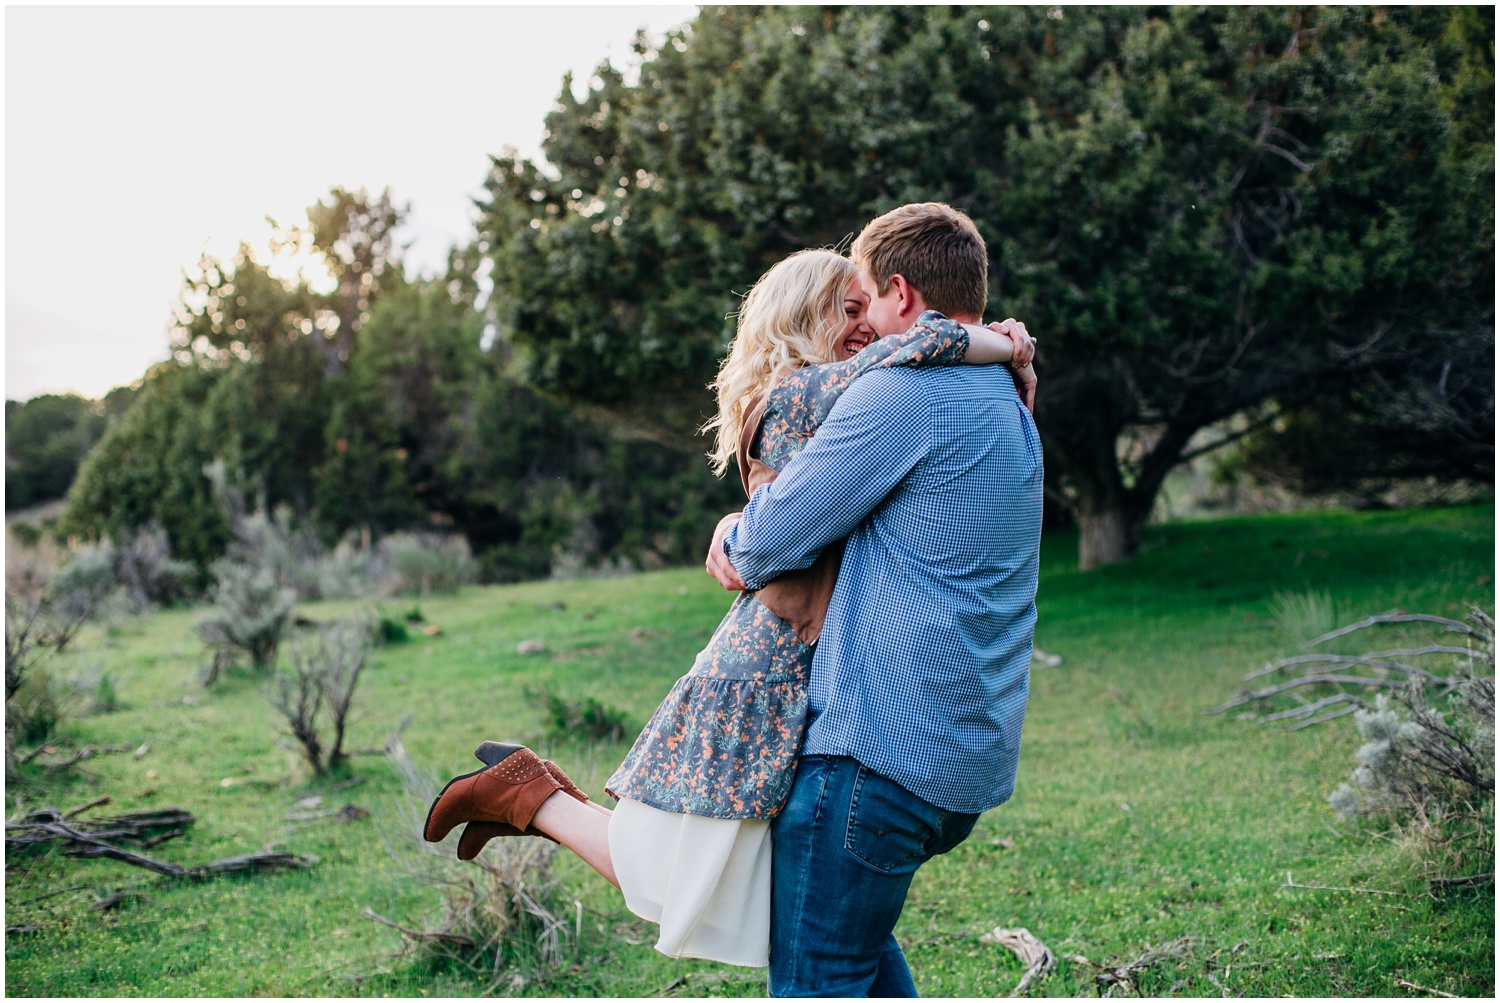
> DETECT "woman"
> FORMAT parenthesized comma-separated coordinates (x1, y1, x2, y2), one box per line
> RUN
(424, 249, 1035, 967)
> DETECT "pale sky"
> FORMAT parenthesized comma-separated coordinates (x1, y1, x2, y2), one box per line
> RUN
(4, 4, 697, 401)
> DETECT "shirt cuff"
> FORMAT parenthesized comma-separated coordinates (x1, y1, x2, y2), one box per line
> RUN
(722, 523, 764, 591)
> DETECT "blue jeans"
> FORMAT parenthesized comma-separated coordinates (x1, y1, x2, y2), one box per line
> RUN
(769, 756, 980, 997)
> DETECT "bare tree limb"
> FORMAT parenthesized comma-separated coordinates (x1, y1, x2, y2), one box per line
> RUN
(1281, 871, 1404, 896)
(1396, 978, 1458, 998)
(1309, 614, 1481, 647)
(1209, 674, 1408, 715)
(1174, 412, 1281, 464)
(361, 907, 476, 948)
(1243, 648, 1473, 683)
(6, 810, 314, 879)
(980, 927, 1057, 997)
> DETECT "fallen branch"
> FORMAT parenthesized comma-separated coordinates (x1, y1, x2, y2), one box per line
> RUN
(64, 795, 113, 818)
(361, 907, 476, 948)
(651, 976, 690, 997)
(5, 810, 315, 879)
(1281, 704, 1361, 730)
(979, 927, 1056, 997)
(1209, 674, 1408, 715)
(40, 744, 134, 768)
(17, 743, 56, 765)
(1241, 647, 1469, 683)
(14, 883, 89, 906)
(1281, 871, 1404, 896)
(1215, 606, 1494, 729)
(141, 830, 186, 849)
(1258, 694, 1365, 724)
(92, 891, 146, 912)
(1309, 613, 1482, 646)
(1428, 872, 1493, 892)
(1067, 936, 1201, 997)
(1396, 978, 1458, 998)
(7, 807, 195, 849)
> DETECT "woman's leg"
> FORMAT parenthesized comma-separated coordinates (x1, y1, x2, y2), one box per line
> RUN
(532, 790, 618, 887)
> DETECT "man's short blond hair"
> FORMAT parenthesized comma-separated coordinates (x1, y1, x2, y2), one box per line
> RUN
(850, 202, 988, 319)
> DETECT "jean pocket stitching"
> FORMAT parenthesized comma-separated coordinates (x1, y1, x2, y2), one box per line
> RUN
(842, 766, 925, 874)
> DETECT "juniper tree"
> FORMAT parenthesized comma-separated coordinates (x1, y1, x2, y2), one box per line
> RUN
(479, 5, 1494, 568)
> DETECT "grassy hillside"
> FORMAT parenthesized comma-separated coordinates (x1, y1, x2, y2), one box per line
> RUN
(5, 505, 1494, 997)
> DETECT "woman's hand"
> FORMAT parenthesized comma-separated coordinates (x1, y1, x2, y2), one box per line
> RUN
(990, 320, 1037, 411)
(706, 512, 748, 591)
(989, 319, 1035, 370)
(1011, 362, 1037, 413)
(962, 318, 1037, 411)
(961, 318, 1035, 368)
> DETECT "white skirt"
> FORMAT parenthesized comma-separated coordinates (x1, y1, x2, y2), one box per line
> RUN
(608, 797, 771, 967)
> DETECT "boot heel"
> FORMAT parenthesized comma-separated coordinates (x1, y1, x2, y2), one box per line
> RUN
(476, 740, 589, 805)
(474, 741, 526, 767)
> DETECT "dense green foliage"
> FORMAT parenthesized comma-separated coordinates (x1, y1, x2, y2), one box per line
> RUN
(5, 389, 134, 510)
(481, 4, 1493, 567)
(4, 507, 1492, 996)
(59, 189, 738, 582)
(29, 6, 1496, 578)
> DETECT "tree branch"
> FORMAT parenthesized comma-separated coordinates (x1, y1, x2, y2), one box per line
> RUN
(1309, 614, 1482, 647)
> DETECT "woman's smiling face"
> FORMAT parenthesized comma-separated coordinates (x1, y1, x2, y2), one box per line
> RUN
(832, 277, 878, 360)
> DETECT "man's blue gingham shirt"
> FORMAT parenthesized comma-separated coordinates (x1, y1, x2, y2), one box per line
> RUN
(725, 363, 1043, 814)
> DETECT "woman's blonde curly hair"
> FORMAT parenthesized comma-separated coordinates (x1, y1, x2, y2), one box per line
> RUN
(703, 249, 855, 476)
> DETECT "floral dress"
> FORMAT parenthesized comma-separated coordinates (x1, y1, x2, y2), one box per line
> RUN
(605, 313, 971, 819)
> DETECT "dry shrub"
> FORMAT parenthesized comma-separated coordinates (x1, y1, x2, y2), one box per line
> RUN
(113, 521, 194, 608)
(375, 741, 573, 992)
(193, 562, 296, 681)
(265, 618, 374, 775)
(380, 533, 476, 596)
(5, 587, 101, 757)
(1327, 619, 1494, 888)
(1222, 604, 1494, 890)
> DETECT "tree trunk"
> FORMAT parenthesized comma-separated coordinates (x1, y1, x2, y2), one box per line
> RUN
(1077, 500, 1139, 571)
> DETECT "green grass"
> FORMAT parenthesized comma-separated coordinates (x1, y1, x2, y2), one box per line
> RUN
(5, 505, 1494, 997)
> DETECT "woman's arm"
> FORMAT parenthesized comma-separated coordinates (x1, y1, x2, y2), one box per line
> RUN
(759, 312, 1038, 470)
(961, 319, 1035, 368)
(964, 318, 1037, 412)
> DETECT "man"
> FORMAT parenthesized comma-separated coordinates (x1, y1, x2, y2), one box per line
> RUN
(706, 202, 1044, 997)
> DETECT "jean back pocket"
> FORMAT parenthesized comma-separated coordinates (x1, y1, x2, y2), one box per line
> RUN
(843, 766, 944, 875)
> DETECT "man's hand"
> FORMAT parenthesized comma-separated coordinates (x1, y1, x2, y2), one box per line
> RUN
(705, 512, 747, 591)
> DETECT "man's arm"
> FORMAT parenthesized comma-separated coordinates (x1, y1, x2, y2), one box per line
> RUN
(715, 370, 931, 591)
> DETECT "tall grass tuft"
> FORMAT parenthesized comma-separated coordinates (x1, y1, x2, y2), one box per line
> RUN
(1267, 587, 1340, 646)
(375, 741, 573, 991)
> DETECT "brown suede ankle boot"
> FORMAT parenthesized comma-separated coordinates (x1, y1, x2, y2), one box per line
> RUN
(454, 745, 590, 860)
(423, 747, 562, 843)
(457, 820, 538, 860)
(474, 741, 590, 804)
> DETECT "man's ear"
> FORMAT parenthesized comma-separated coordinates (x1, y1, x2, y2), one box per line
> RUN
(888, 274, 921, 321)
